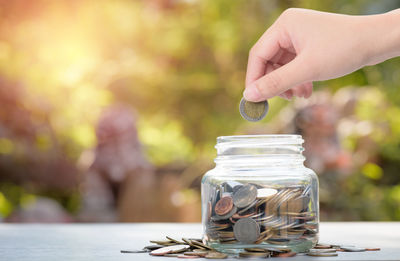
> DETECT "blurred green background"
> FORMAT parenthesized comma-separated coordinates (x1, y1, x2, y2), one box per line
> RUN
(0, 0, 400, 222)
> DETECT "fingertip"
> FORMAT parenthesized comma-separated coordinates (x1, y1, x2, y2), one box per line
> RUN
(243, 84, 263, 102)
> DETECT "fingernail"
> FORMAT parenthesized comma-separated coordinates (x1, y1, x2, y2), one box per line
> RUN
(243, 84, 262, 101)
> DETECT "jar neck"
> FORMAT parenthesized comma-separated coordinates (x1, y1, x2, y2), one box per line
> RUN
(214, 135, 305, 168)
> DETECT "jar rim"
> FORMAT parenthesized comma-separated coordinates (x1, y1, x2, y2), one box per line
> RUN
(216, 134, 303, 146)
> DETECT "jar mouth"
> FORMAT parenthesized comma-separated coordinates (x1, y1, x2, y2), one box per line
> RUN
(216, 134, 303, 149)
(215, 135, 305, 167)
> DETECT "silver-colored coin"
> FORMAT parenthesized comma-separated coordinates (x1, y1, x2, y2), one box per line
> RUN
(120, 249, 147, 253)
(233, 184, 258, 208)
(144, 245, 164, 250)
(239, 97, 269, 122)
(257, 188, 278, 199)
(341, 247, 367, 252)
(150, 245, 190, 256)
(237, 200, 257, 215)
(233, 217, 260, 244)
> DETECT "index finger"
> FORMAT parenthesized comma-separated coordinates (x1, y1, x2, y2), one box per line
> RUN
(245, 30, 280, 88)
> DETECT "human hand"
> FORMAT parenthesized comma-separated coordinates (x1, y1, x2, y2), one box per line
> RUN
(244, 8, 400, 101)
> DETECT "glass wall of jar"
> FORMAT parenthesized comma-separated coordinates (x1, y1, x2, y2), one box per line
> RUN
(201, 135, 319, 253)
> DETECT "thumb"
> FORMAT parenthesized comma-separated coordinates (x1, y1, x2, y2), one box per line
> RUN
(243, 56, 311, 102)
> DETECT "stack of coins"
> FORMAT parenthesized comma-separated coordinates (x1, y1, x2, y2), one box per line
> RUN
(204, 182, 317, 247)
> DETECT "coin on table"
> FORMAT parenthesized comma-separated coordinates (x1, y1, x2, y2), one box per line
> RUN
(144, 245, 164, 250)
(184, 251, 210, 257)
(340, 247, 366, 252)
(150, 239, 174, 245)
(190, 240, 213, 251)
(120, 249, 147, 253)
(257, 188, 278, 199)
(166, 236, 185, 244)
(233, 217, 260, 244)
(239, 97, 269, 122)
(205, 252, 228, 259)
(365, 248, 381, 251)
(215, 196, 234, 216)
(164, 253, 180, 257)
(233, 184, 258, 208)
(150, 245, 190, 256)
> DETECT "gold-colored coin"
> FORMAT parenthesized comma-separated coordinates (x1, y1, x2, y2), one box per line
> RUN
(239, 97, 269, 122)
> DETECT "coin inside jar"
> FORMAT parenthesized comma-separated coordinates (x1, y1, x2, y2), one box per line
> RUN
(233, 184, 257, 208)
(257, 188, 278, 199)
(239, 97, 269, 122)
(214, 196, 234, 216)
(233, 217, 260, 244)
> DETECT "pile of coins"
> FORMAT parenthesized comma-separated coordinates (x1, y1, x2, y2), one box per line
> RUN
(121, 237, 380, 259)
(204, 182, 317, 247)
(120, 236, 297, 259)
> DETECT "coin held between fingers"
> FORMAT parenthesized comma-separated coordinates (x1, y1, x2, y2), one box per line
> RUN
(239, 98, 269, 122)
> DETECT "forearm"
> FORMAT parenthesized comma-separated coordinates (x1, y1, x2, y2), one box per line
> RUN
(364, 9, 400, 66)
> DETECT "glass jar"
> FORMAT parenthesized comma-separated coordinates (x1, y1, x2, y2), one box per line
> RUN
(201, 135, 319, 253)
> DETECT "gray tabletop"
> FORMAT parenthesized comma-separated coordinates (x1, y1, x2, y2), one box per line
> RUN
(0, 222, 399, 261)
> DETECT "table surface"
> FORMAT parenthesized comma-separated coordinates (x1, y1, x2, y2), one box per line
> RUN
(0, 222, 399, 261)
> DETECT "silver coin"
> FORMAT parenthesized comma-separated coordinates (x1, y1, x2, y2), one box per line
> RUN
(150, 245, 190, 256)
(239, 97, 269, 122)
(120, 249, 147, 253)
(341, 247, 366, 252)
(233, 184, 258, 208)
(233, 217, 260, 244)
(144, 245, 164, 250)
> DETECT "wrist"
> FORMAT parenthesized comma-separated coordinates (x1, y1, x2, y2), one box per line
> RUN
(363, 9, 400, 66)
